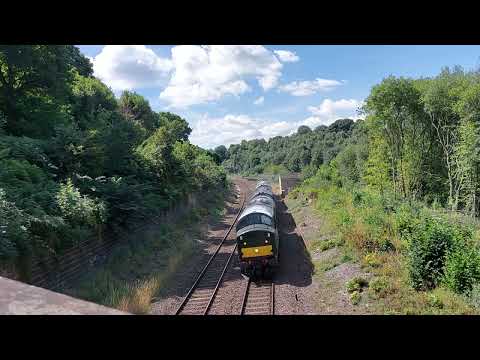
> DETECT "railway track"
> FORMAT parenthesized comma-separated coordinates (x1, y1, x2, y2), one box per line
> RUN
(240, 278, 274, 315)
(175, 189, 246, 315)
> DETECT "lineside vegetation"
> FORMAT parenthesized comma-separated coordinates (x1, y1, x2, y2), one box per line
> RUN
(0, 46, 226, 280)
(228, 65, 480, 313)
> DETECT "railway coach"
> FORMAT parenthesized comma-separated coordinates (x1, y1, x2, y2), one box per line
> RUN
(236, 181, 279, 278)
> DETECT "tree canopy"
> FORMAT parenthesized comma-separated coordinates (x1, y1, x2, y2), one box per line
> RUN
(0, 45, 226, 279)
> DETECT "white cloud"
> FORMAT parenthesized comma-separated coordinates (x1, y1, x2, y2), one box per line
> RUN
(303, 98, 364, 127)
(189, 98, 363, 148)
(278, 78, 344, 96)
(189, 114, 297, 149)
(253, 96, 265, 105)
(274, 50, 300, 63)
(91, 45, 173, 90)
(159, 45, 283, 108)
(190, 98, 364, 148)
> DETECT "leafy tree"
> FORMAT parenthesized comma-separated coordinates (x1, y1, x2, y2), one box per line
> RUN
(297, 125, 312, 135)
(69, 72, 117, 130)
(118, 91, 159, 136)
(214, 145, 228, 163)
(0, 45, 227, 277)
(158, 112, 192, 142)
(0, 45, 76, 137)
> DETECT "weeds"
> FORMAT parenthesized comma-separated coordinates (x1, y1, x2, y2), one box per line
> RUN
(346, 276, 369, 293)
(65, 189, 227, 313)
(290, 177, 480, 314)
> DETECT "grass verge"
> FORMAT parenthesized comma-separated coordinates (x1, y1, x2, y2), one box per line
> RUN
(63, 186, 229, 314)
(287, 182, 480, 315)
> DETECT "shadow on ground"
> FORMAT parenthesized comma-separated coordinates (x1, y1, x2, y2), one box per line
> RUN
(273, 196, 314, 288)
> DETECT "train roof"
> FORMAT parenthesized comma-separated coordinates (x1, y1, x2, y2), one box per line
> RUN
(249, 194, 275, 207)
(238, 204, 274, 220)
(250, 185, 273, 199)
(256, 181, 270, 189)
(239, 194, 275, 221)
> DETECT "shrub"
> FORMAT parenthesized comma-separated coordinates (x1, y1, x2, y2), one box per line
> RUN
(350, 291, 361, 305)
(318, 238, 338, 251)
(469, 283, 480, 309)
(443, 244, 480, 294)
(369, 276, 390, 297)
(56, 179, 107, 226)
(364, 252, 382, 268)
(427, 293, 444, 309)
(346, 276, 369, 293)
(407, 215, 470, 290)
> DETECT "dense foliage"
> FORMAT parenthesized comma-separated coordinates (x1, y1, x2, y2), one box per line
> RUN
(227, 67, 480, 302)
(0, 45, 226, 278)
(222, 118, 357, 175)
(285, 66, 480, 306)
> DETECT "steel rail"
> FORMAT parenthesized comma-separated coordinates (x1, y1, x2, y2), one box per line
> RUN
(175, 191, 246, 315)
(203, 243, 238, 315)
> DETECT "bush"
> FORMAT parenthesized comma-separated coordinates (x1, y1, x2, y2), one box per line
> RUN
(346, 276, 369, 293)
(364, 252, 382, 268)
(0, 188, 30, 264)
(443, 244, 480, 294)
(369, 276, 390, 297)
(350, 291, 361, 305)
(56, 179, 107, 226)
(406, 214, 470, 290)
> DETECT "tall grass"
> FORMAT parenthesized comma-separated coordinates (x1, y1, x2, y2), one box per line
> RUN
(65, 188, 229, 314)
(290, 176, 480, 314)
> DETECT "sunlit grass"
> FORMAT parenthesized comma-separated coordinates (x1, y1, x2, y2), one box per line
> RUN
(287, 181, 479, 315)
(65, 188, 229, 314)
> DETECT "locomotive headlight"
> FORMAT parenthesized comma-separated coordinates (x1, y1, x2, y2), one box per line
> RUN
(244, 242, 247, 246)
(265, 240, 269, 244)
(255, 249, 259, 253)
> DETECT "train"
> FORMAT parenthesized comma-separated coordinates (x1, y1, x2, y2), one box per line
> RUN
(236, 181, 279, 278)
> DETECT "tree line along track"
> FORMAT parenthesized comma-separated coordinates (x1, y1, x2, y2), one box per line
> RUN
(174, 188, 246, 315)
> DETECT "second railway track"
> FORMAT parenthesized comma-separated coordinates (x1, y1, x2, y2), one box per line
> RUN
(175, 190, 246, 315)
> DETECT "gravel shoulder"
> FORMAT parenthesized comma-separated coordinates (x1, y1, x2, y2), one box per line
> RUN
(284, 196, 377, 314)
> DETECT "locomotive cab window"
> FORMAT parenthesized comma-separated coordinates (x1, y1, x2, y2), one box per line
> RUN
(236, 213, 274, 231)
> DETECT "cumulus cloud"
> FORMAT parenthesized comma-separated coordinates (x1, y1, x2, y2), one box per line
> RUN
(274, 50, 300, 63)
(159, 45, 283, 108)
(189, 114, 297, 149)
(254, 96, 265, 105)
(189, 98, 364, 148)
(278, 78, 344, 96)
(91, 45, 173, 90)
(303, 98, 364, 127)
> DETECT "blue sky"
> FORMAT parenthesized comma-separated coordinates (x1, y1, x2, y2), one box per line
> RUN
(77, 45, 480, 149)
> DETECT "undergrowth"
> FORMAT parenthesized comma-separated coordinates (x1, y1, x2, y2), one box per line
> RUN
(64, 187, 229, 314)
(289, 176, 480, 314)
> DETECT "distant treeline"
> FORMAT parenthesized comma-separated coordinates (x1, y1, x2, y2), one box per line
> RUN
(215, 118, 360, 177)
(0, 45, 226, 278)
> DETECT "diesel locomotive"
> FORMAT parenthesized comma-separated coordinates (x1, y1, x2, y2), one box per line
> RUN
(236, 181, 279, 278)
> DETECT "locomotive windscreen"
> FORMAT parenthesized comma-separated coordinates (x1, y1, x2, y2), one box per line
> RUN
(236, 213, 273, 231)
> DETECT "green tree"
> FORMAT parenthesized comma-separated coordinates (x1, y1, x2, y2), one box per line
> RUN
(0, 45, 75, 137)
(119, 91, 159, 136)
